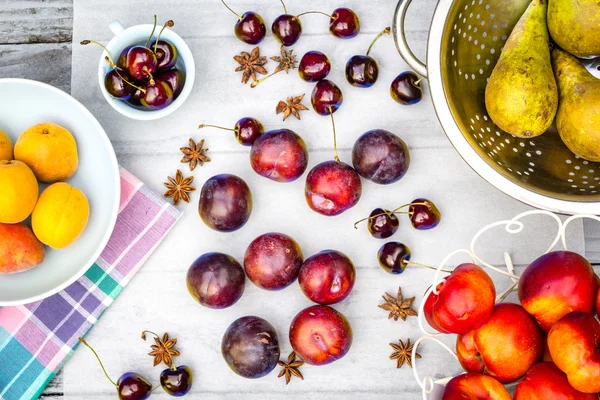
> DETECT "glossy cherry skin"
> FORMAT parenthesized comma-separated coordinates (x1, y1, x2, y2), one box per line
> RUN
(352, 129, 410, 184)
(298, 51, 331, 82)
(391, 71, 423, 105)
(160, 365, 193, 397)
(199, 174, 253, 232)
(186, 252, 246, 309)
(410, 199, 441, 230)
(127, 88, 144, 106)
(305, 160, 362, 216)
(244, 232, 303, 291)
(117, 46, 133, 69)
(222, 316, 280, 379)
(368, 208, 399, 239)
(235, 12, 267, 45)
(104, 68, 134, 100)
(289, 305, 353, 365)
(272, 14, 302, 46)
(378, 242, 411, 274)
(153, 40, 178, 72)
(157, 68, 186, 99)
(250, 129, 308, 182)
(140, 79, 174, 110)
(298, 250, 356, 305)
(346, 55, 379, 88)
(311, 80, 343, 116)
(117, 372, 152, 400)
(235, 117, 264, 146)
(125, 46, 157, 80)
(330, 8, 360, 38)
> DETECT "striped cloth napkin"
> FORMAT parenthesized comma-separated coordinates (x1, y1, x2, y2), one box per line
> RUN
(0, 168, 182, 400)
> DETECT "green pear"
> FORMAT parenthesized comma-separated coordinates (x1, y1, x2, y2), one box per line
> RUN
(485, 0, 558, 138)
(553, 48, 600, 162)
(548, 0, 600, 59)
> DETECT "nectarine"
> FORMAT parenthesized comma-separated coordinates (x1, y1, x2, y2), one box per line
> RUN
(514, 362, 597, 400)
(441, 373, 511, 400)
(0, 223, 44, 274)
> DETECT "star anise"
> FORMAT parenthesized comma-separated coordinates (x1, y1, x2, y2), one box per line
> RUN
(142, 331, 181, 368)
(180, 138, 210, 171)
(164, 170, 195, 205)
(276, 94, 309, 121)
(277, 351, 304, 384)
(271, 45, 297, 74)
(378, 287, 418, 321)
(389, 338, 421, 369)
(234, 47, 268, 84)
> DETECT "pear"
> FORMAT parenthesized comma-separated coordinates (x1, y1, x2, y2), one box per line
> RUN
(548, 0, 600, 59)
(485, 0, 558, 139)
(552, 48, 600, 162)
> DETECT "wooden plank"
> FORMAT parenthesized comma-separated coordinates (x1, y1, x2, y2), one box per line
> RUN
(0, 0, 72, 44)
(39, 370, 63, 399)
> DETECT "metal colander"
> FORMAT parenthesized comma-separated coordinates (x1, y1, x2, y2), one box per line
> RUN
(393, 0, 600, 214)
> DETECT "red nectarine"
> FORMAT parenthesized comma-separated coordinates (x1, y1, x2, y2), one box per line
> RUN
(514, 362, 597, 400)
(441, 373, 511, 400)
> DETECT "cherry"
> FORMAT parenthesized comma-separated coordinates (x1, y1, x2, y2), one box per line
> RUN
(128, 88, 144, 106)
(305, 109, 362, 216)
(352, 129, 410, 184)
(355, 199, 441, 234)
(199, 174, 253, 232)
(391, 71, 424, 105)
(409, 198, 441, 230)
(311, 80, 343, 116)
(354, 208, 399, 239)
(126, 46, 157, 81)
(298, 250, 356, 305)
(249, 129, 308, 182)
(220, 0, 266, 45)
(160, 365, 193, 397)
(345, 27, 390, 88)
(298, 51, 331, 82)
(329, 8, 360, 38)
(272, 14, 303, 47)
(78, 338, 153, 400)
(140, 78, 173, 110)
(118, 46, 133, 69)
(153, 40, 178, 72)
(378, 242, 411, 274)
(104, 68, 134, 100)
(157, 68, 185, 99)
(199, 117, 264, 146)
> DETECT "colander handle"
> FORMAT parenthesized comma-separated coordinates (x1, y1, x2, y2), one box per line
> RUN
(392, 0, 428, 78)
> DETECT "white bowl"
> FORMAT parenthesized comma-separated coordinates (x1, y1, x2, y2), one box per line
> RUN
(97, 20, 195, 121)
(0, 79, 120, 306)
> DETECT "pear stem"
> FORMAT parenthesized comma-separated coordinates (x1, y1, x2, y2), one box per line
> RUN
(366, 27, 391, 56)
(404, 260, 452, 273)
(144, 15, 157, 48)
(221, 0, 242, 20)
(328, 106, 340, 163)
(154, 20, 175, 54)
(250, 71, 281, 88)
(198, 124, 235, 132)
(296, 11, 333, 19)
(279, 0, 287, 14)
(78, 338, 117, 387)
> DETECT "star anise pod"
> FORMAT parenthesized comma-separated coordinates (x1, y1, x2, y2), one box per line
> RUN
(164, 170, 195, 205)
(378, 287, 418, 321)
(277, 351, 304, 384)
(271, 45, 297, 74)
(180, 138, 210, 171)
(142, 331, 181, 368)
(389, 338, 421, 369)
(234, 46, 268, 84)
(276, 94, 309, 121)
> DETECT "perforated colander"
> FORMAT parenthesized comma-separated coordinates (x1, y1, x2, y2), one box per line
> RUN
(393, 0, 600, 214)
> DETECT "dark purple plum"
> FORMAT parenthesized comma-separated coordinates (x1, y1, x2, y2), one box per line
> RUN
(152, 40, 178, 72)
(160, 365, 192, 397)
(250, 129, 308, 183)
(222, 316, 280, 379)
(157, 68, 185, 99)
(329, 8, 360, 38)
(378, 242, 411, 274)
(391, 71, 424, 105)
(186, 252, 246, 309)
(104, 68, 134, 100)
(352, 129, 410, 184)
(409, 198, 441, 230)
(299, 51, 331, 82)
(311, 80, 343, 115)
(199, 174, 253, 232)
(298, 250, 356, 305)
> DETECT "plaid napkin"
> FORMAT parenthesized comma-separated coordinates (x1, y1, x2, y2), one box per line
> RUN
(0, 168, 182, 400)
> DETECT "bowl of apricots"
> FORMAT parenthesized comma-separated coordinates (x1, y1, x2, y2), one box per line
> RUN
(0, 79, 120, 305)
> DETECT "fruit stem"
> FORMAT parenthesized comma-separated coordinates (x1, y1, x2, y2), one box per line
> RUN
(250, 71, 280, 88)
(353, 209, 397, 229)
(103, 56, 147, 93)
(153, 20, 175, 54)
(143, 66, 155, 85)
(279, 0, 287, 14)
(198, 124, 235, 132)
(144, 15, 158, 48)
(405, 260, 452, 273)
(220, 0, 242, 20)
(78, 337, 117, 387)
(296, 11, 333, 19)
(366, 27, 391, 56)
(80, 40, 118, 67)
(414, 78, 424, 86)
(328, 106, 340, 163)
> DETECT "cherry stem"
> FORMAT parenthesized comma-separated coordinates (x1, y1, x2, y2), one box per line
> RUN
(198, 124, 235, 132)
(220, 0, 242, 20)
(78, 337, 117, 387)
(366, 27, 391, 56)
(250, 71, 281, 88)
(144, 15, 158, 48)
(296, 10, 333, 19)
(327, 106, 340, 163)
(154, 20, 175, 54)
(353, 202, 429, 229)
(143, 66, 155, 85)
(80, 40, 117, 67)
(279, 0, 287, 14)
(103, 56, 147, 93)
(414, 78, 424, 86)
(405, 260, 453, 273)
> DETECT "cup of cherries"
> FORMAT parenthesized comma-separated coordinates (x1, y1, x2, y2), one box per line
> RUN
(82, 16, 195, 120)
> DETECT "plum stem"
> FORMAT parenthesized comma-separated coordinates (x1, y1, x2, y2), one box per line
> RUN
(250, 71, 281, 88)
(279, 0, 287, 14)
(220, 0, 242, 20)
(366, 27, 391, 56)
(198, 124, 235, 132)
(153, 20, 175, 54)
(405, 260, 452, 273)
(103, 56, 147, 93)
(78, 337, 117, 387)
(328, 106, 340, 162)
(296, 11, 333, 19)
(145, 15, 158, 48)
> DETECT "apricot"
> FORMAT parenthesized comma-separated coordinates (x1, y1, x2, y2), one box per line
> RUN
(0, 160, 39, 223)
(0, 128, 13, 160)
(0, 223, 45, 274)
(32, 182, 89, 249)
(14, 122, 78, 183)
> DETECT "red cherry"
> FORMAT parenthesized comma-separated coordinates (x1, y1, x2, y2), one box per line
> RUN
(219, 0, 266, 44)
(199, 117, 264, 146)
(311, 80, 343, 116)
(299, 51, 331, 82)
(330, 8, 360, 38)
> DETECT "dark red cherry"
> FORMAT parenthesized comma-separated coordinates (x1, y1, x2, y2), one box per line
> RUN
(157, 68, 185, 99)
(378, 242, 411, 274)
(152, 40, 178, 72)
(118, 46, 133, 69)
(235, 12, 267, 44)
(391, 71, 424, 105)
(345, 27, 390, 88)
(126, 46, 157, 81)
(250, 129, 308, 182)
(409, 199, 441, 230)
(272, 14, 302, 46)
(140, 79, 173, 110)
(117, 372, 153, 400)
(160, 365, 193, 397)
(199, 174, 253, 232)
(368, 208, 399, 239)
(298, 51, 331, 82)
(311, 80, 343, 116)
(199, 117, 264, 146)
(352, 129, 410, 184)
(127, 88, 144, 106)
(330, 8, 360, 38)
(104, 68, 134, 100)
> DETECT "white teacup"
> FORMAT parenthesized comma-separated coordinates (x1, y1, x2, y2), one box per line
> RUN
(97, 20, 195, 120)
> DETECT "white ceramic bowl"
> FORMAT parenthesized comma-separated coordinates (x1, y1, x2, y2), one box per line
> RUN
(98, 20, 195, 120)
(0, 79, 120, 306)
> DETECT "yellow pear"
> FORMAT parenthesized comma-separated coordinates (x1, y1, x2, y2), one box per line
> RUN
(553, 48, 600, 162)
(485, 0, 558, 138)
(548, 0, 600, 59)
